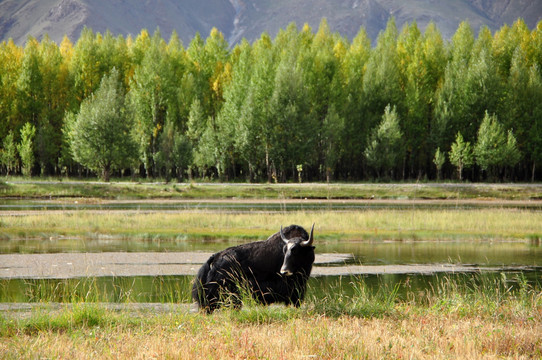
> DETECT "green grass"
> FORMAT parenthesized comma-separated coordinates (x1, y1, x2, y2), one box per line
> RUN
(2, 179, 542, 200)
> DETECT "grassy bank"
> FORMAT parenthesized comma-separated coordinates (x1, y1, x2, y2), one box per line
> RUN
(2, 180, 542, 201)
(1, 276, 540, 359)
(2, 209, 541, 242)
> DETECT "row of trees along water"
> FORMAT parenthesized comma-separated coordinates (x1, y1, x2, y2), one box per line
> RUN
(1, 18, 542, 182)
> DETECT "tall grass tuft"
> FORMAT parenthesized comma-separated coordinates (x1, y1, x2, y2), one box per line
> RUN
(304, 275, 401, 318)
(417, 272, 542, 318)
(0, 303, 112, 336)
(0, 276, 194, 304)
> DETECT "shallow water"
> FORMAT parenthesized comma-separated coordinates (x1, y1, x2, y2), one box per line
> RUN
(2, 198, 542, 212)
(2, 236, 540, 268)
(1, 198, 540, 303)
(0, 239, 540, 303)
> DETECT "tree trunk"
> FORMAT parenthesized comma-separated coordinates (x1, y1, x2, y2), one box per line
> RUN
(265, 144, 271, 183)
(102, 164, 111, 182)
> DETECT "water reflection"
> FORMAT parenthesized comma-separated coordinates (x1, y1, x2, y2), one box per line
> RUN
(2, 237, 540, 268)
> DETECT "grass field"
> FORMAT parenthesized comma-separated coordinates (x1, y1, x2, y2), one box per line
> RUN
(1, 181, 541, 358)
(1, 208, 541, 243)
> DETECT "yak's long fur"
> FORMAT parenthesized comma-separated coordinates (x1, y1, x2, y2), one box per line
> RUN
(192, 224, 315, 313)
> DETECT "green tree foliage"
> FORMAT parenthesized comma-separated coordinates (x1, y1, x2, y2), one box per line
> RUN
(433, 21, 475, 149)
(474, 112, 520, 178)
(321, 105, 344, 182)
(236, 33, 276, 182)
(364, 105, 404, 179)
(17, 122, 36, 176)
(0, 19, 542, 181)
(0, 40, 23, 141)
(525, 64, 542, 181)
(301, 19, 343, 180)
(156, 118, 192, 182)
(129, 30, 182, 177)
(363, 18, 402, 148)
(433, 147, 445, 181)
(36, 36, 69, 174)
(210, 40, 252, 179)
(66, 68, 137, 181)
(398, 22, 445, 178)
(15, 38, 43, 127)
(70, 28, 105, 102)
(339, 28, 371, 178)
(1, 131, 18, 175)
(449, 132, 474, 180)
(268, 46, 311, 181)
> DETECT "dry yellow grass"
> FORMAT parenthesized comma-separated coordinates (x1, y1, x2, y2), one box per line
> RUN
(1, 311, 540, 359)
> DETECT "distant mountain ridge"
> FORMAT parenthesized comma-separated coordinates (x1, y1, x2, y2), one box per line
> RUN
(0, 0, 541, 45)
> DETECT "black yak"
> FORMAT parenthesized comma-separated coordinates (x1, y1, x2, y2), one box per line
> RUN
(192, 224, 315, 313)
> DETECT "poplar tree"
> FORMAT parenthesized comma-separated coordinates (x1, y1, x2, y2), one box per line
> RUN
(268, 48, 310, 181)
(449, 132, 473, 180)
(340, 28, 371, 178)
(237, 33, 275, 181)
(67, 68, 137, 181)
(129, 30, 179, 177)
(433, 21, 475, 149)
(474, 111, 520, 179)
(1, 131, 17, 175)
(398, 22, 445, 177)
(17, 122, 35, 177)
(433, 147, 445, 181)
(212, 40, 252, 179)
(526, 64, 542, 181)
(0, 40, 23, 141)
(364, 105, 404, 179)
(363, 18, 402, 144)
(15, 37, 43, 129)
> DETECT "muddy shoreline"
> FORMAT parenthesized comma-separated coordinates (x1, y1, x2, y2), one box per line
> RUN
(0, 252, 489, 279)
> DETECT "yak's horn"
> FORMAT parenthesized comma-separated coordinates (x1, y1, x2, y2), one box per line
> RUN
(301, 223, 315, 247)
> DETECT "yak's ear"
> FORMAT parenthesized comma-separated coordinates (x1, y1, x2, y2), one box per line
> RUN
(280, 225, 289, 244)
(301, 223, 314, 247)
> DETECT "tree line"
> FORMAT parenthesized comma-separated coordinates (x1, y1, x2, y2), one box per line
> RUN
(1, 18, 542, 182)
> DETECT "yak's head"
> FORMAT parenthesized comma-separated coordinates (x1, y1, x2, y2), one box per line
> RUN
(280, 223, 315, 276)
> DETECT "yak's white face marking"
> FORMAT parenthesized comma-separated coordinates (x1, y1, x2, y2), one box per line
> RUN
(280, 241, 297, 276)
(279, 224, 315, 276)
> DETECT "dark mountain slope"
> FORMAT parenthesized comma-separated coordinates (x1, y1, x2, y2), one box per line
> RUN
(0, 0, 540, 46)
(0, 0, 234, 45)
